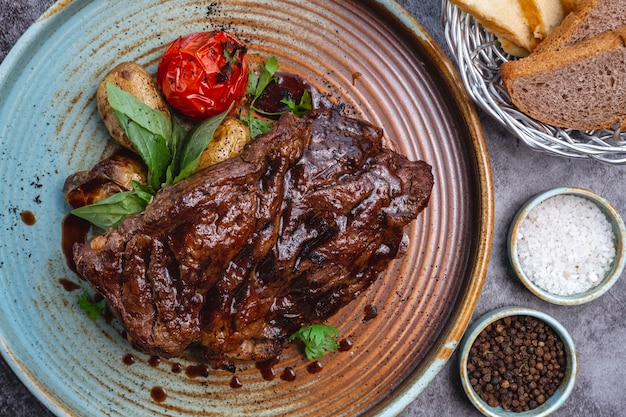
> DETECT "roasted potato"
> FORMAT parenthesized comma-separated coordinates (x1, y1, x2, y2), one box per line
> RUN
(96, 62, 170, 152)
(63, 152, 147, 208)
(198, 117, 251, 169)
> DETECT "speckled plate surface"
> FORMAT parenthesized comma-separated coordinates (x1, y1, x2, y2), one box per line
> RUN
(0, 1, 493, 416)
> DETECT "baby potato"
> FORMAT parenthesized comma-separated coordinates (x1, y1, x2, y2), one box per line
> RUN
(198, 117, 251, 169)
(96, 62, 170, 152)
(63, 152, 147, 208)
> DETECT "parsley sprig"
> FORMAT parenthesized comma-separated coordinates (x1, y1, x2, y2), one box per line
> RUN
(243, 56, 312, 138)
(78, 290, 106, 321)
(289, 323, 340, 361)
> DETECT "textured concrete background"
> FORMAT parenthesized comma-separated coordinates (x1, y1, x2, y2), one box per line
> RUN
(1, 0, 625, 416)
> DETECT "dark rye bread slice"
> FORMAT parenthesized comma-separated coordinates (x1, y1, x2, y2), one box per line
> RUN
(534, 0, 626, 53)
(500, 25, 626, 130)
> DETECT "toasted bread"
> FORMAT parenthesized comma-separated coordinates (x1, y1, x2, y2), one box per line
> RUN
(449, 0, 538, 56)
(534, 0, 626, 52)
(521, 0, 566, 41)
(559, 0, 582, 13)
(501, 25, 626, 130)
(498, 38, 534, 57)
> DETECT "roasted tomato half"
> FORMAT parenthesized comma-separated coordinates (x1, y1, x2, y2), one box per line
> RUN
(157, 30, 249, 121)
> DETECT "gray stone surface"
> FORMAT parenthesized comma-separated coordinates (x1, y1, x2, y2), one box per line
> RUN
(1, 0, 625, 416)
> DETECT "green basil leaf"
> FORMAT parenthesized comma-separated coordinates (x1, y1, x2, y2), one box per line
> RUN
(174, 103, 233, 183)
(131, 181, 155, 203)
(164, 118, 189, 187)
(114, 112, 172, 189)
(106, 82, 171, 140)
(107, 83, 173, 189)
(71, 191, 148, 229)
(173, 159, 198, 184)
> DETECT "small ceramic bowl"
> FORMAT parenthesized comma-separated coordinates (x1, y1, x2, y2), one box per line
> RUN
(508, 187, 626, 305)
(459, 307, 578, 417)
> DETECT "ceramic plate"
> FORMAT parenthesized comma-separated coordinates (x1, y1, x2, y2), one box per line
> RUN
(0, 1, 493, 416)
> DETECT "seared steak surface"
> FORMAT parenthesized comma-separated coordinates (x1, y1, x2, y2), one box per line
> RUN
(73, 110, 433, 365)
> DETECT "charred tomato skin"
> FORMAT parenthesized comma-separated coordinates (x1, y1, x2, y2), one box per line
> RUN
(157, 30, 249, 121)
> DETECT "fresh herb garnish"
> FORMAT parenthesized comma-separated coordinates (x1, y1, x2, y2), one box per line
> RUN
(71, 181, 152, 229)
(73, 84, 230, 228)
(281, 89, 312, 117)
(75, 56, 312, 229)
(248, 56, 280, 99)
(242, 56, 312, 137)
(164, 113, 193, 186)
(289, 323, 340, 361)
(174, 102, 233, 183)
(78, 290, 106, 320)
(107, 82, 173, 190)
(242, 56, 279, 138)
(242, 116, 274, 138)
(71, 191, 146, 230)
(107, 82, 232, 187)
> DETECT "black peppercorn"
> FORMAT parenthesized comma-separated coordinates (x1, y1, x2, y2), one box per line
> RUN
(466, 315, 566, 412)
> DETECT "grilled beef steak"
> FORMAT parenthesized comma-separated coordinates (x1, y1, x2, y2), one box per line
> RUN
(73, 110, 433, 365)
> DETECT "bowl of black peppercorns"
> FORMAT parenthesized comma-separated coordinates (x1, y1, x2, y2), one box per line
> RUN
(458, 307, 577, 416)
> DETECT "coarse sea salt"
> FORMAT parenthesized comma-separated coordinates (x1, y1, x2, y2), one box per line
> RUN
(516, 194, 616, 296)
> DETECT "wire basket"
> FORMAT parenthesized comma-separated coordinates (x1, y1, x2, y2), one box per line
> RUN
(441, 0, 626, 164)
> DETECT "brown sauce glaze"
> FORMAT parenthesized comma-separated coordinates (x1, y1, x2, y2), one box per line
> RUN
(61, 214, 90, 274)
(150, 386, 167, 403)
(307, 360, 323, 374)
(339, 338, 353, 352)
(20, 210, 36, 225)
(58, 278, 80, 292)
(102, 305, 114, 324)
(256, 357, 279, 381)
(280, 366, 297, 382)
(185, 363, 209, 378)
(363, 304, 378, 321)
(122, 353, 136, 366)
(230, 375, 243, 388)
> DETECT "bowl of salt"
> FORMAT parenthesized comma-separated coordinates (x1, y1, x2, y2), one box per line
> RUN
(508, 187, 626, 305)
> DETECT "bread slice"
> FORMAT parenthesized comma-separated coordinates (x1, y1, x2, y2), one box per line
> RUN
(521, 0, 566, 41)
(559, 0, 582, 13)
(498, 38, 534, 57)
(500, 25, 626, 130)
(449, 0, 538, 56)
(534, 0, 626, 53)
